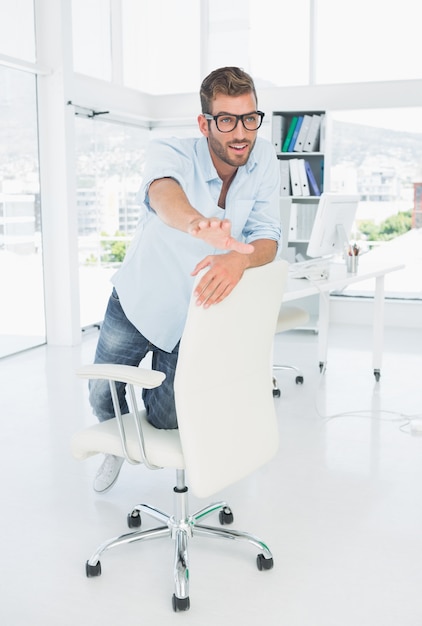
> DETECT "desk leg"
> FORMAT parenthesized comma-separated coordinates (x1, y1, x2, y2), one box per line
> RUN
(372, 275, 385, 381)
(318, 292, 330, 372)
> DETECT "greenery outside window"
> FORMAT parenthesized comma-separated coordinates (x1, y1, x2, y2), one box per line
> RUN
(330, 109, 422, 299)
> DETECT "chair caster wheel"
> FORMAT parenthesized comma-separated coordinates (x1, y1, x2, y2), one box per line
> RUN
(172, 594, 190, 612)
(127, 511, 142, 528)
(86, 560, 101, 577)
(219, 506, 234, 525)
(256, 553, 274, 571)
(272, 388, 281, 398)
(295, 375, 304, 384)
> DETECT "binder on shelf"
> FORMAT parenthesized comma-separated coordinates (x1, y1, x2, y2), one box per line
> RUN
(288, 201, 319, 241)
(288, 116, 303, 152)
(303, 114, 322, 152)
(293, 114, 312, 152)
(297, 159, 310, 196)
(289, 158, 302, 197)
(272, 114, 286, 153)
(304, 160, 321, 196)
(297, 202, 319, 240)
(279, 160, 291, 196)
(282, 116, 298, 152)
(289, 202, 297, 240)
(318, 114, 326, 152)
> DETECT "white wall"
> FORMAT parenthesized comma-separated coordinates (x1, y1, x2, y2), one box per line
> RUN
(72, 78, 422, 126)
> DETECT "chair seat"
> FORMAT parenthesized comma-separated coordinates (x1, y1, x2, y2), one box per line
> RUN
(71, 410, 185, 469)
(276, 305, 310, 333)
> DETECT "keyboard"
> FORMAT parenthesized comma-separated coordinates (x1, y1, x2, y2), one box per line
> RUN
(288, 257, 331, 280)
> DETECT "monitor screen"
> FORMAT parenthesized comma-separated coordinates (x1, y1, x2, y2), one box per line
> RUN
(306, 193, 360, 258)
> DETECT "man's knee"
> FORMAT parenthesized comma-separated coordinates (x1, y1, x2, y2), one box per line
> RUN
(143, 388, 178, 430)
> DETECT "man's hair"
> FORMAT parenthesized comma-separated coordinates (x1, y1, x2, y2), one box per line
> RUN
(200, 66, 258, 114)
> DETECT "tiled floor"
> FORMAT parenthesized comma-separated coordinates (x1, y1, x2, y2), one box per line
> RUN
(1, 323, 422, 626)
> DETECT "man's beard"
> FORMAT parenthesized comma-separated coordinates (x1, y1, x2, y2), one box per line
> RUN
(208, 133, 255, 168)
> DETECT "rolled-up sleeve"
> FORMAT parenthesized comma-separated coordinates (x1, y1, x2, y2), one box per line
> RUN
(137, 138, 194, 212)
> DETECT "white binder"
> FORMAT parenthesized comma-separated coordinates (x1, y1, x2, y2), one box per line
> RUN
(297, 159, 310, 196)
(303, 114, 322, 152)
(293, 114, 312, 152)
(289, 202, 297, 240)
(289, 158, 302, 196)
(279, 159, 290, 196)
(297, 202, 318, 240)
(272, 115, 285, 153)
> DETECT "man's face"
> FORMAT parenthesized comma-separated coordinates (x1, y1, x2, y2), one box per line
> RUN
(198, 92, 259, 173)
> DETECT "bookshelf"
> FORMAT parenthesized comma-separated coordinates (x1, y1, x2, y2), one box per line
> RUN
(272, 109, 331, 260)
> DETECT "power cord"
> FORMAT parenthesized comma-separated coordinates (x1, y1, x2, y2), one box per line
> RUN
(314, 353, 422, 433)
(314, 372, 422, 435)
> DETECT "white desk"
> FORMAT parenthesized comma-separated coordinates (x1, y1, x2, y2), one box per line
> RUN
(282, 254, 405, 379)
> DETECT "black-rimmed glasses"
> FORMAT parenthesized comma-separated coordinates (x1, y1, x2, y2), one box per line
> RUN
(203, 111, 265, 133)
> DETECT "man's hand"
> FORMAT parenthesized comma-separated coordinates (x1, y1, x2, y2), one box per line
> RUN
(191, 239, 278, 308)
(191, 252, 249, 308)
(188, 217, 254, 255)
(149, 179, 253, 254)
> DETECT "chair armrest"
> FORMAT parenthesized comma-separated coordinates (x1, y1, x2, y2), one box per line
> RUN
(76, 363, 166, 468)
(76, 363, 166, 388)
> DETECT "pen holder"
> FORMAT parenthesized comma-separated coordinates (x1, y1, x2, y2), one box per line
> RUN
(346, 254, 359, 273)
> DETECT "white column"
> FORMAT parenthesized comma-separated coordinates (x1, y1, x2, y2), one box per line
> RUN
(35, 0, 81, 345)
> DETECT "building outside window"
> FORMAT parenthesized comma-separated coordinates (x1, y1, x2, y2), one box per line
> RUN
(74, 117, 150, 327)
(0, 66, 44, 357)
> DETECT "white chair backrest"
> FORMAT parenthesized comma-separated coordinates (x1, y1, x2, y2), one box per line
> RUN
(174, 260, 288, 498)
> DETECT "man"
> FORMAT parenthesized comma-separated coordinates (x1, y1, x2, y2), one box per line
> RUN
(89, 66, 281, 492)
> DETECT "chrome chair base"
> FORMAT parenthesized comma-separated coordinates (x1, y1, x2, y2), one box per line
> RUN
(272, 364, 305, 398)
(85, 469, 274, 612)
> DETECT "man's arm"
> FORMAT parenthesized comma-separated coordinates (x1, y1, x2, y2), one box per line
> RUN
(148, 178, 254, 254)
(149, 177, 278, 308)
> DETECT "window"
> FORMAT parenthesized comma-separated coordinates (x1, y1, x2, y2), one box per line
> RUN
(248, 0, 310, 87)
(316, 0, 422, 83)
(206, 0, 310, 88)
(0, 66, 44, 357)
(72, 0, 112, 81)
(330, 108, 422, 299)
(121, 0, 200, 94)
(74, 116, 150, 326)
(0, 0, 36, 62)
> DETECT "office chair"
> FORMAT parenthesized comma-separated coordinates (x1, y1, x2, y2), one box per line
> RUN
(71, 260, 288, 612)
(272, 304, 310, 397)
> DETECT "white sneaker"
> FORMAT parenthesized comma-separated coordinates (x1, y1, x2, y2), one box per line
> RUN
(93, 454, 124, 493)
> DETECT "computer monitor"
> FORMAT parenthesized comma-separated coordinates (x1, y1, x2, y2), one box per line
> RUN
(306, 192, 360, 258)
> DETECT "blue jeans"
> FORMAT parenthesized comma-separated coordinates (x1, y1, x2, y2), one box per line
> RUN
(89, 289, 179, 429)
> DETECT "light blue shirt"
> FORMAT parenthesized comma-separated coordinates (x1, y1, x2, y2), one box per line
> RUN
(112, 135, 281, 352)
